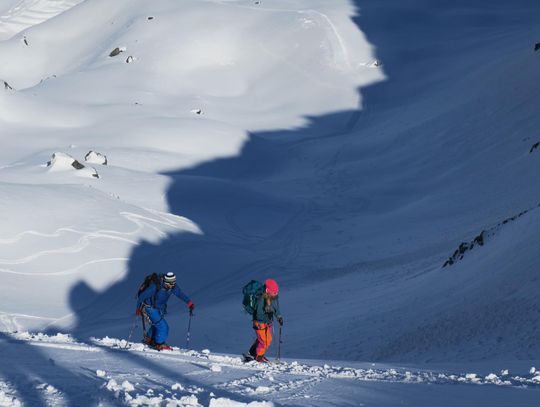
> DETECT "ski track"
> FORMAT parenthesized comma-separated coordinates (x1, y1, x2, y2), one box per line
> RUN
(0, 209, 200, 275)
(4, 332, 540, 390)
(212, 0, 352, 72)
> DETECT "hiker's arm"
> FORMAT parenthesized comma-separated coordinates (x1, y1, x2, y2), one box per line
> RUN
(137, 284, 157, 309)
(273, 297, 282, 319)
(172, 285, 191, 304)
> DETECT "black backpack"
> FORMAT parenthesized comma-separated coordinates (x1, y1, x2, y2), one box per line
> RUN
(136, 273, 161, 301)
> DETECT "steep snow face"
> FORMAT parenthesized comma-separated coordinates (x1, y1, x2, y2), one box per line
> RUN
(0, 0, 382, 333)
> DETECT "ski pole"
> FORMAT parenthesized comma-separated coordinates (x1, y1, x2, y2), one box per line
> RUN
(277, 325, 283, 362)
(125, 314, 138, 349)
(186, 310, 193, 350)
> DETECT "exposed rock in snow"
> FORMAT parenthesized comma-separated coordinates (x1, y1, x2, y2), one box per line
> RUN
(84, 150, 108, 165)
(126, 55, 134, 63)
(3, 80, 13, 90)
(47, 152, 99, 178)
(191, 109, 203, 115)
(109, 47, 126, 57)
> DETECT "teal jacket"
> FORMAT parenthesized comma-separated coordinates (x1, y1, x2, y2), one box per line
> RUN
(253, 294, 281, 324)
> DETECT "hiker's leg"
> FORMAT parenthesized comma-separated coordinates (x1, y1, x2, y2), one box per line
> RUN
(153, 317, 169, 345)
(254, 322, 269, 356)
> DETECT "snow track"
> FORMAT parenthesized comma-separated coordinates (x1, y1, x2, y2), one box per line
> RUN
(1, 332, 539, 406)
(11, 333, 540, 388)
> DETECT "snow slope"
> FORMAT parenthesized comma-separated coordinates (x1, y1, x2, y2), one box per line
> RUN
(0, 333, 539, 406)
(0, 0, 381, 332)
(1, 0, 540, 405)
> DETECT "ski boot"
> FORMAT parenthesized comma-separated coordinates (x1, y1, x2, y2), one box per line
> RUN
(152, 343, 173, 351)
(142, 335, 154, 347)
(256, 355, 270, 363)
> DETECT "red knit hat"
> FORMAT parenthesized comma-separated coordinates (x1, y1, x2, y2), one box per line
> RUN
(265, 279, 279, 296)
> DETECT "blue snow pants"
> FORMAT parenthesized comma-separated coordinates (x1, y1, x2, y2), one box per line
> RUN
(144, 306, 169, 345)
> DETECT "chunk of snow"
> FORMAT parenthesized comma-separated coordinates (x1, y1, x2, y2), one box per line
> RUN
(210, 364, 222, 372)
(121, 381, 135, 392)
(178, 395, 199, 406)
(96, 370, 106, 378)
(530, 367, 536, 375)
(0, 391, 21, 407)
(465, 373, 480, 383)
(209, 399, 274, 407)
(106, 379, 119, 391)
(171, 383, 184, 391)
(45, 385, 57, 394)
(201, 349, 211, 355)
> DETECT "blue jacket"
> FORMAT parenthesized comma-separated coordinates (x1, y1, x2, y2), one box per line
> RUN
(137, 277, 191, 314)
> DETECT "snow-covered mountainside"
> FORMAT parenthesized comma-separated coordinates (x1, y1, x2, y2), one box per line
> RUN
(1, 0, 540, 405)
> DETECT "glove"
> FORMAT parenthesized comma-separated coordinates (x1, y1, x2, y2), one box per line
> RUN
(277, 316, 283, 326)
(135, 307, 142, 316)
(187, 300, 195, 314)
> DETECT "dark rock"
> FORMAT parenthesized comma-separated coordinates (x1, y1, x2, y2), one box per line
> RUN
(3, 81, 13, 90)
(473, 231, 485, 246)
(109, 47, 123, 57)
(23, 36, 28, 46)
(148, 16, 154, 20)
(535, 42, 540, 51)
(126, 56, 134, 64)
(529, 142, 539, 153)
(71, 160, 85, 170)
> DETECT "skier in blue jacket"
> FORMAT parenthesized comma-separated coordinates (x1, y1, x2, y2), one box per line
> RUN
(136, 272, 195, 350)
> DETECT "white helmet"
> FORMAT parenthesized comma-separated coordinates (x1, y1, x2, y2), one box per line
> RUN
(163, 272, 176, 286)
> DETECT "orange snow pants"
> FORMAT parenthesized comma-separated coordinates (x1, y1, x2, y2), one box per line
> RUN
(253, 321, 273, 356)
